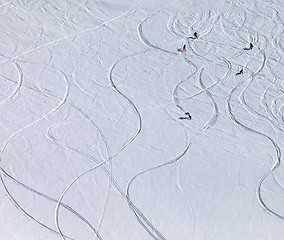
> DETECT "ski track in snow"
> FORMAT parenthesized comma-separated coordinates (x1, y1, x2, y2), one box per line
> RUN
(197, 68, 219, 131)
(46, 101, 173, 240)
(126, 137, 190, 240)
(0, 2, 146, 239)
(0, 63, 71, 237)
(153, 0, 284, 234)
(65, 82, 113, 235)
(137, 16, 178, 56)
(226, 82, 284, 220)
(55, 49, 148, 239)
(2, 0, 284, 239)
(0, 60, 23, 105)
(0, 2, 141, 66)
(224, 0, 284, 221)
(127, 5, 225, 239)
(108, 54, 143, 158)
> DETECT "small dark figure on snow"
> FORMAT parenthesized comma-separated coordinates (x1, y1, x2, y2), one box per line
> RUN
(193, 32, 198, 39)
(182, 44, 186, 52)
(179, 112, 192, 120)
(185, 112, 192, 120)
(236, 68, 243, 76)
(244, 42, 253, 50)
(249, 42, 253, 50)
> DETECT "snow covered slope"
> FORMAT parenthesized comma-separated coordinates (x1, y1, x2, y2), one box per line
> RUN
(1, 0, 284, 239)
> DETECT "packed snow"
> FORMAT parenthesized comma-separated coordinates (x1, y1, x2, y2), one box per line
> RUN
(1, 0, 284, 239)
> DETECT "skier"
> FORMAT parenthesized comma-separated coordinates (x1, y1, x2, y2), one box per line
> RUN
(182, 44, 186, 52)
(193, 32, 198, 39)
(185, 112, 192, 120)
(249, 42, 253, 50)
(179, 112, 192, 120)
(236, 68, 243, 76)
(244, 42, 253, 50)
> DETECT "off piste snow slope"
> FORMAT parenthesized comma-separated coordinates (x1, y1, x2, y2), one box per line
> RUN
(1, 0, 284, 239)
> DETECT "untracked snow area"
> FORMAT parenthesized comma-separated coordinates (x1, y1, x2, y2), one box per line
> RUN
(1, 0, 284, 239)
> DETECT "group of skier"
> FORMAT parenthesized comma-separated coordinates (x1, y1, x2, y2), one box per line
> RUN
(180, 31, 254, 120)
(181, 32, 198, 52)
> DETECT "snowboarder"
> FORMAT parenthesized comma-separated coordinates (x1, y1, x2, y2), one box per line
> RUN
(236, 68, 243, 76)
(193, 32, 198, 39)
(185, 112, 192, 120)
(182, 44, 186, 52)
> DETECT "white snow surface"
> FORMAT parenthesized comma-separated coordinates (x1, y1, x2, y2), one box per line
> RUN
(1, 0, 284, 239)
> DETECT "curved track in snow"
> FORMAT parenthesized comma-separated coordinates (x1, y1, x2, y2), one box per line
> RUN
(0, 2, 144, 239)
(2, 0, 284, 239)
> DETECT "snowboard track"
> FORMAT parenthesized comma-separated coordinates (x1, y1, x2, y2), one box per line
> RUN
(2, 1, 284, 239)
